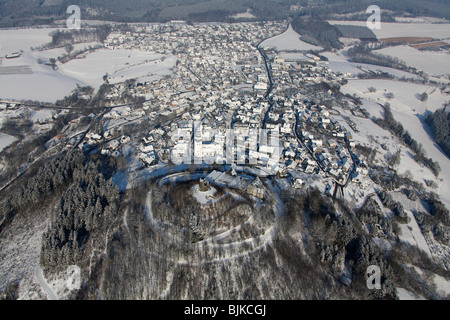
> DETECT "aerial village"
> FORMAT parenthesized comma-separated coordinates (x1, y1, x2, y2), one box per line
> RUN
(48, 21, 370, 198)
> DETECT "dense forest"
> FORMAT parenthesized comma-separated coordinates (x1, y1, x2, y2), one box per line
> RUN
(40, 155, 121, 274)
(296, 0, 450, 20)
(426, 107, 450, 158)
(291, 17, 343, 50)
(1, 0, 449, 27)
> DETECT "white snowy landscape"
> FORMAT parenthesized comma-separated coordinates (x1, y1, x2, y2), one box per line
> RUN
(0, 28, 177, 102)
(0, 5, 449, 302)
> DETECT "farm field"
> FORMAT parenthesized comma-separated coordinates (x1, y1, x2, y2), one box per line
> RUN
(0, 28, 177, 102)
(322, 51, 421, 79)
(328, 20, 450, 39)
(58, 49, 177, 88)
(379, 37, 435, 44)
(325, 21, 450, 77)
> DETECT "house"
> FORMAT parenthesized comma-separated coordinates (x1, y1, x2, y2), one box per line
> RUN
(327, 139, 337, 148)
(254, 82, 268, 91)
(143, 135, 154, 144)
(139, 152, 157, 166)
(140, 144, 154, 153)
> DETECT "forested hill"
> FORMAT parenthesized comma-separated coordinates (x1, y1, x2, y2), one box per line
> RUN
(426, 107, 450, 159)
(1, 0, 450, 27)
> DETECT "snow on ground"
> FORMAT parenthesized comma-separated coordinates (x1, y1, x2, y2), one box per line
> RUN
(389, 192, 436, 258)
(261, 24, 322, 51)
(0, 28, 176, 102)
(327, 61, 362, 76)
(328, 21, 450, 39)
(0, 133, 18, 151)
(323, 50, 420, 79)
(360, 99, 384, 118)
(276, 52, 311, 62)
(112, 170, 129, 191)
(374, 45, 450, 77)
(0, 28, 84, 102)
(396, 287, 426, 300)
(0, 50, 84, 102)
(58, 49, 177, 88)
(29, 109, 56, 123)
(0, 28, 54, 54)
(191, 184, 218, 205)
(230, 9, 256, 19)
(341, 79, 450, 209)
(399, 210, 433, 257)
(341, 79, 447, 115)
(30, 42, 103, 63)
(328, 60, 421, 79)
(395, 16, 449, 24)
(0, 210, 49, 300)
(34, 267, 58, 300)
(334, 107, 392, 147)
(402, 264, 450, 298)
(432, 273, 450, 298)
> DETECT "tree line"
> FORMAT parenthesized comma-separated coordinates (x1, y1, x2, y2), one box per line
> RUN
(40, 155, 121, 274)
(425, 107, 450, 158)
(374, 103, 441, 177)
(283, 188, 397, 299)
(291, 17, 343, 50)
(0, 150, 86, 234)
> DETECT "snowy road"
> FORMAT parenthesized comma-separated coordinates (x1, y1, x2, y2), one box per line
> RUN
(34, 267, 58, 300)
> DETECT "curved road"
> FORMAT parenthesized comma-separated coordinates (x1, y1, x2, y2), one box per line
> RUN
(34, 267, 58, 300)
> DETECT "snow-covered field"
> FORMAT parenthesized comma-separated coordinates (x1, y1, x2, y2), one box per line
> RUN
(0, 28, 177, 102)
(0, 28, 83, 102)
(230, 9, 256, 20)
(261, 24, 322, 51)
(0, 28, 54, 53)
(58, 49, 177, 88)
(191, 184, 218, 205)
(0, 133, 18, 152)
(374, 45, 450, 76)
(29, 109, 56, 123)
(341, 79, 450, 209)
(327, 59, 421, 79)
